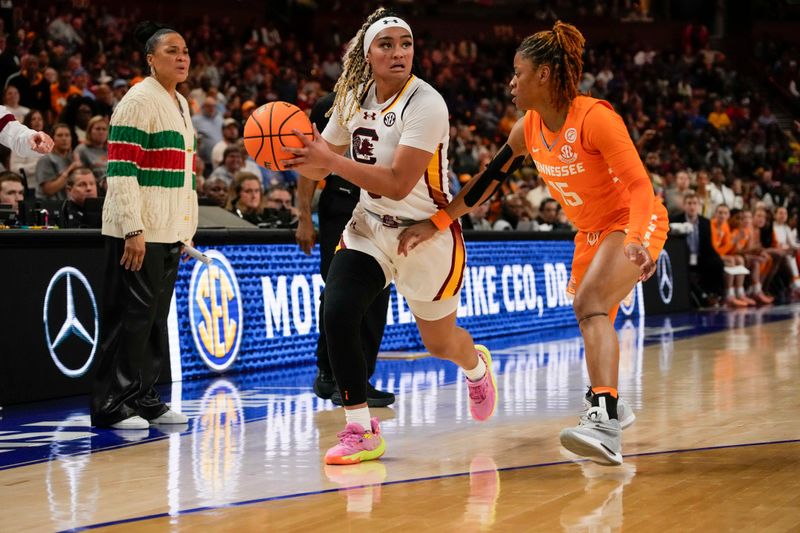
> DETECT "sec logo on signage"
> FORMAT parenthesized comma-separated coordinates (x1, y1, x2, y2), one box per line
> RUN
(189, 250, 243, 372)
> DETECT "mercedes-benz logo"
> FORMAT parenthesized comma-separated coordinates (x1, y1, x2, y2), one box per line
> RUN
(657, 250, 673, 304)
(43, 267, 99, 378)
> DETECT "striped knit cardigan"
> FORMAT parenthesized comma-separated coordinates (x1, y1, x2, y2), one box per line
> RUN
(102, 77, 198, 243)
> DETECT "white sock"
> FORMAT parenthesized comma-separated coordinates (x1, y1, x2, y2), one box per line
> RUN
(464, 353, 487, 382)
(736, 287, 745, 298)
(344, 407, 372, 432)
(727, 287, 735, 298)
(753, 282, 762, 294)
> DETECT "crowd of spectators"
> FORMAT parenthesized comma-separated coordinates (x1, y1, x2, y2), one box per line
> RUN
(0, 4, 797, 304)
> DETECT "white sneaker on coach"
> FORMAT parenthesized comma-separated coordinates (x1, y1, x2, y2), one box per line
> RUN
(150, 409, 189, 424)
(110, 415, 150, 430)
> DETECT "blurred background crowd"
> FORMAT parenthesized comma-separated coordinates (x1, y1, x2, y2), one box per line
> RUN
(0, 0, 797, 305)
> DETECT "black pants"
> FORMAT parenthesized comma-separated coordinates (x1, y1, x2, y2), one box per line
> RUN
(90, 237, 181, 426)
(315, 191, 389, 378)
(324, 249, 388, 405)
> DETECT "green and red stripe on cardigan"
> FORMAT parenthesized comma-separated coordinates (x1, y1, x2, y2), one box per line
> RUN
(107, 125, 197, 189)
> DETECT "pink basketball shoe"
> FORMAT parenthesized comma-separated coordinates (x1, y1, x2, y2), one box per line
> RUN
(325, 417, 386, 465)
(467, 345, 497, 421)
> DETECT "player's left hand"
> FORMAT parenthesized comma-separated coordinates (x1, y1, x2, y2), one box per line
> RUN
(30, 131, 54, 154)
(625, 242, 655, 282)
(283, 124, 332, 174)
(397, 220, 437, 256)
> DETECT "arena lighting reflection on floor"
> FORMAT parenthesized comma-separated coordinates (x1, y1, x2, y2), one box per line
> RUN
(2, 304, 798, 531)
(2, 305, 799, 474)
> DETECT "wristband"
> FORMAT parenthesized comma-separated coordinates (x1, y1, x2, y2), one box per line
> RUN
(430, 209, 452, 232)
(125, 229, 143, 240)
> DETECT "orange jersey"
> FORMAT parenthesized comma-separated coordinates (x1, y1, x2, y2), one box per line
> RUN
(523, 96, 666, 245)
(711, 219, 733, 255)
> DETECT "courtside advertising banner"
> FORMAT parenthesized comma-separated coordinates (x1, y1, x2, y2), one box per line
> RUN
(173, 240, 643, 381)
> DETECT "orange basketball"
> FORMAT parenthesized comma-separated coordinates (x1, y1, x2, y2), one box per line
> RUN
(243, 102, 313, 171)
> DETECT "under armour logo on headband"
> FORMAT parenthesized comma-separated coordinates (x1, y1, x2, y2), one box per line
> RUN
(363, 16, 413, 57)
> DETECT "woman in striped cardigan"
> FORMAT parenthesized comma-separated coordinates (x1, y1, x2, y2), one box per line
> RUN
(91, 23, 198, 430)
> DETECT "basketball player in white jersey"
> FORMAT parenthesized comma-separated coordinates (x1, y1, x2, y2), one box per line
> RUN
(284, 8, 497, 465)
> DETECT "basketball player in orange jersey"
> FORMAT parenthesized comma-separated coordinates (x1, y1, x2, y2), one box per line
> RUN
(398, 21, 668, 465)
(283, 7, 497, 466)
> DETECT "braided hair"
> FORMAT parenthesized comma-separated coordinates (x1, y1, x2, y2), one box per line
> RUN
(517, 21, 585, 110)
(328, 7, 400, 125)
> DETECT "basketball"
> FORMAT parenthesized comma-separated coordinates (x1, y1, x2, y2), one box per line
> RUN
(243, 101, 314, 171)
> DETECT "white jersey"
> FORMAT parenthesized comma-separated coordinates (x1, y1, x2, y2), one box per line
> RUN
(322, 75, 451, 221)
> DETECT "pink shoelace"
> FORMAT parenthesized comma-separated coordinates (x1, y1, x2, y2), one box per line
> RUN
(468, 378, 486, 402)
(337, 426, 368, 447)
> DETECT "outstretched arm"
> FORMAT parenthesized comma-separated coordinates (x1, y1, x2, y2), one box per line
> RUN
(397, 117, 528, 255)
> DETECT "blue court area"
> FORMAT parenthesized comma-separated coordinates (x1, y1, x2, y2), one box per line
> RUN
(1, 304, 797, 471)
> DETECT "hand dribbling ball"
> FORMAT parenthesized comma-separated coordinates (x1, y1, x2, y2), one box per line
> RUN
(243, 102, 313, 171)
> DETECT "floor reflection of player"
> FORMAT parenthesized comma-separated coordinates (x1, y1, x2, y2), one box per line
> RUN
(324, 462, 387, 514)
(560, 462, 636, 532)
(464, 456, 501, 528)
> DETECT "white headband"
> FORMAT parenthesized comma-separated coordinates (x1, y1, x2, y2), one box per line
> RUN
(362, 17, 413, 57)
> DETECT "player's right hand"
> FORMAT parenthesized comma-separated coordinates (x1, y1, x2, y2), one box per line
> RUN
(295, 218, 316, 256)
(121, 234, 146, 271)
(29, 131, 54, 154)
(397, 220, 437, 256)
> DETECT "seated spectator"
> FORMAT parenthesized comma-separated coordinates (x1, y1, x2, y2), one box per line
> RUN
(8, 110, 47, 184)
(229, 172, 265, 225)
(670, 192, 724, 307)
(201, 176, 229, 208)
(74, 115, 109, 187)
(665, 170, 692, 217)
(50, 69, 82, 118)
(60, 96, 95, 145)
(0, 171, 24, 218)
(525, 174, 551, 219)
(461, 201, 492, 231)
(209, 145, 243, 185)
(711, 204, 752, 307)
(535, 198, 571, 231)
(59, 167, 98, 228)
(263, 184, 298, 228)
(707, 99, 731, 130)
(35, 123, 78, 200)
(3, 85, 29, 122)
(211, 118, 241, 168)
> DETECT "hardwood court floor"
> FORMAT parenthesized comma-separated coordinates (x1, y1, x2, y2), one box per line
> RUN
(1, 307, 798, 532)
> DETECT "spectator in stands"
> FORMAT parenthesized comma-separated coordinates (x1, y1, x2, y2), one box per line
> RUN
(201, 176, 229, 208)
(60, 96, 95, 144)
(3, 86, 29, 122)
(35, 123, 78, 200)
(209, 145, 243, 185)
(525, 174, 552, 219)
(0, 171, 24, 216)
(0, 33, 18, 90)
(50, 69, 82, 118)
(535, 198, 571, 231)
(695, 169, 715, 218)
(211, 118, 241, 168)
(670, 192, 724, 307)
(664, 170, 692, 217)
(708, 100, 731, 131)
(772, 206, 800, 292)
(8, 110, 47, 184)
(6, 55, 51, 113)
(708, 166, 736, 212)
(229, 171, 264, 225)
(461, 200, 492, 231)
(264, 184, 297, 228)
(193, 96, 223, 167)
(59, 166, 98, 228)
(74, 115, 109, 188)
